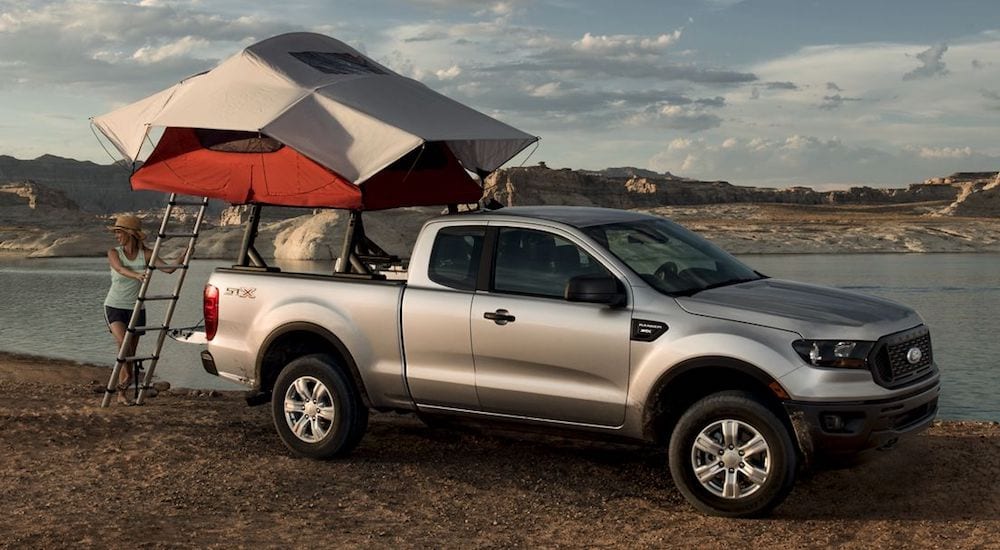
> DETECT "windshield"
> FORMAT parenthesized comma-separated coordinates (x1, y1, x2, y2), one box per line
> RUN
(582, 218, 764, 296)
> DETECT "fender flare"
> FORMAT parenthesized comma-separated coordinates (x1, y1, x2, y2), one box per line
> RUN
(255, 321, 372, 406)
(643, 355, 791, 438)
(651, 355, 787, 394)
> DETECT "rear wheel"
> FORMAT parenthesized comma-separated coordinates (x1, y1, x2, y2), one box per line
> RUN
(271, 353, 368, 459)
(668, 391, 797, 517)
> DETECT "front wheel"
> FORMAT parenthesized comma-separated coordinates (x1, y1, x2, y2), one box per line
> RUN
(271, 353, 368, 459)
(668, 391, 797, 517)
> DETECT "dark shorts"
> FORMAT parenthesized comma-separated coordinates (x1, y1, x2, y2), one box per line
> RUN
(104, 306, 146, 336)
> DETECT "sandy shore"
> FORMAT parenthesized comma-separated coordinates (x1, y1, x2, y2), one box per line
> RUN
(1, 351, 998, 548)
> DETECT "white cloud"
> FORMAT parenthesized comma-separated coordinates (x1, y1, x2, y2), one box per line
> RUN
(528, 81, 562, 97)
(621, 103, 722, 133)
(0, 12, 20, 32)
(571, 30, 683, 55)
(475, 1, 519, 18)
(434, 64, 462, 80)
(912, 145, 973, 159)
(132, 36, 211, 64)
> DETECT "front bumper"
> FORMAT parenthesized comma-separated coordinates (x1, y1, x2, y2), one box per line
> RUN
(784, 377, 940, 460)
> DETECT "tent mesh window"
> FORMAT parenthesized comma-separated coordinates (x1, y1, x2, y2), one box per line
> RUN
(386, 142, 450, 172)
(195, 129, 284, 153)
(289, 51, 387, 75)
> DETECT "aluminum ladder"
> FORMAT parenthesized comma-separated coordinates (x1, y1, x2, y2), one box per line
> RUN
(100, 193, 210, 407)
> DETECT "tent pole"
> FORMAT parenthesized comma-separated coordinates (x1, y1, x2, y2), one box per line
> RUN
(337, 210, 361, 273)
(237, 204, 263, 267)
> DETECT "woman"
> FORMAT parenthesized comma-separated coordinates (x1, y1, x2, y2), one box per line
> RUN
(104, 214, 184, 405)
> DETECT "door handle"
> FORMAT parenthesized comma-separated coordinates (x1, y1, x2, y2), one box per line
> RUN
(483, 309, 516, 325)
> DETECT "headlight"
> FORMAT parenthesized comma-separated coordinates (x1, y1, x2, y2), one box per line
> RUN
(792, 340, 874, 369)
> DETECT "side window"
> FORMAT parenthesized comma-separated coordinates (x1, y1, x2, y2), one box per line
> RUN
(427, 226, 485, 291)
(493, 227, 610, 298)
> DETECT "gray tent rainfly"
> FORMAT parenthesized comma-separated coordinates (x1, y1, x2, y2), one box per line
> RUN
(92, 32, 538, 210)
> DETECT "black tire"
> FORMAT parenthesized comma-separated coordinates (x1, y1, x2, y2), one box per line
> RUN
(271, 353, 368, 459)
(668, 391, 797, 517)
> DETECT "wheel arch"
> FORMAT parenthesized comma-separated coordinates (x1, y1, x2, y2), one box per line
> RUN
(255, 321, 372, 408)
(642, 356, 793, 444)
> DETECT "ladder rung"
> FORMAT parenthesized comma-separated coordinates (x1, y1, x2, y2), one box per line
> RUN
(131, 325, 167, 333)
(151, 264, 188, 271)
(170, 199, 209, 206)
(119, 354, 158, 363)
(139, 294, 179, 302)
(158, 232, 199, 239)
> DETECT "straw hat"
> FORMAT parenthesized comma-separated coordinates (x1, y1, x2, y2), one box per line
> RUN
(108, 214, 146, 241)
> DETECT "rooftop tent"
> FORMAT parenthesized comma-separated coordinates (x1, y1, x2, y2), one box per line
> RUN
(92, 32, 537, 210)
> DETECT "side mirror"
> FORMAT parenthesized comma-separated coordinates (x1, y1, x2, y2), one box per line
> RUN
(565, 275, 626, 307)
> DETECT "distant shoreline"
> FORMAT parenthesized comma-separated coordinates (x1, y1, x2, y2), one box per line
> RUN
(3, 202, 1000, 258)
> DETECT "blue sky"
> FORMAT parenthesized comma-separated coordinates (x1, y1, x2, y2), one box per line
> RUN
(1, 0, 999, 188)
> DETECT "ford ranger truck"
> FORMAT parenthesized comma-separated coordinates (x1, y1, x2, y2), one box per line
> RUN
(195, 205, 940, 517)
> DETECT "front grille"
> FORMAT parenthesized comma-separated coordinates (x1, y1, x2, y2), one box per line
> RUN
(870, 326, 934, 388)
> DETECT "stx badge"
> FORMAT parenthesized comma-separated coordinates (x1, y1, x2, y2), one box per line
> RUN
(225, 287, 257, 299)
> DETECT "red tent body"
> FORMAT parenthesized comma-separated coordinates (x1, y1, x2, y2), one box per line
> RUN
(134, 127, 483, 210)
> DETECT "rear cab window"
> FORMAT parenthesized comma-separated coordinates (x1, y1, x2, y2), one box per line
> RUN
(427, 226, 486, 290)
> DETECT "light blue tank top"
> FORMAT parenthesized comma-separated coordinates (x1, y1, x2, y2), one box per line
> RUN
(104, 246, 147, 309)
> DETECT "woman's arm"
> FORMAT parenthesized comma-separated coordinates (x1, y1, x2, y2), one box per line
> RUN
(148, 247, 188, 274)
(108, 248, 144, 281)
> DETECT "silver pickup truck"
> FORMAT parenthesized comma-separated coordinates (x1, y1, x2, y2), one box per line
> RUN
(196, 205, 939, 517)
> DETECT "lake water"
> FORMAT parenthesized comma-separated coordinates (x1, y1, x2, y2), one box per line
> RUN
(0, 254, 997, 421)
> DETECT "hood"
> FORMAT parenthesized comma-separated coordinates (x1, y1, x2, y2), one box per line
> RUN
(675, 278, 922, 340)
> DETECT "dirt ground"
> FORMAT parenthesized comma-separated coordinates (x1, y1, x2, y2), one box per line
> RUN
(1, 352, 998, 549)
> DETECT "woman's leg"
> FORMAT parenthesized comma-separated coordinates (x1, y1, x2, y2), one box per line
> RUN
(109, 321, 139, 403)
(109, 321, 127, 381)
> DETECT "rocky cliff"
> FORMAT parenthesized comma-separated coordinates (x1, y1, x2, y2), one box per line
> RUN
(484, 165, 964, 210)
(0, 181, 79, 211)
(934, 172, 1000, 217)
(0, 181, 100, 256)
(0, 155, 164, 213)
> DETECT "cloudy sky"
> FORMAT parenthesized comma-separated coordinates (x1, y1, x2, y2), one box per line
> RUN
(1, 0, 999, 188)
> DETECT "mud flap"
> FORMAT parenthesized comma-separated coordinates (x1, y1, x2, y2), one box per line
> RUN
(788, 409, 815, 470)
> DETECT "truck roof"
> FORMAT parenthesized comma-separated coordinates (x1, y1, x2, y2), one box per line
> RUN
(477, 206, 654, 228)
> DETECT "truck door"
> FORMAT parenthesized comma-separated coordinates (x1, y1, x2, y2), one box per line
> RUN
(402, 226, 485, 409)
(471, 226, 631, 426)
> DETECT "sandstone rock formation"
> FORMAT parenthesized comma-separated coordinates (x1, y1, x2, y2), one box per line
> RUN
(935, 172, 1000, 217)
(484, 165, 961, 210)
(0, 182, 102, 256)
(0, 181, 79, 210)
(0, 154, 168, 213)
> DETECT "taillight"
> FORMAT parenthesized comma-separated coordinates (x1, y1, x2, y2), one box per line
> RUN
(204, 284, 219, 341)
